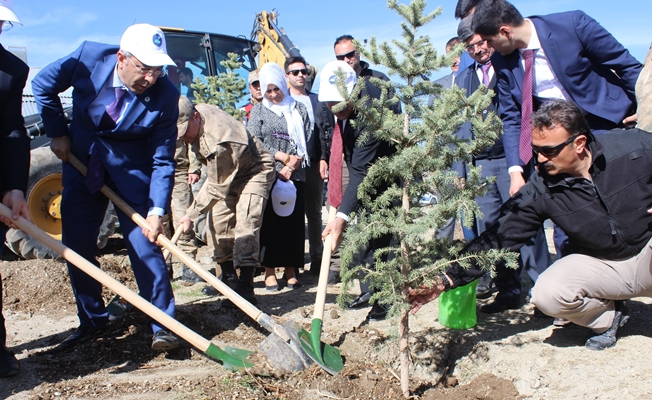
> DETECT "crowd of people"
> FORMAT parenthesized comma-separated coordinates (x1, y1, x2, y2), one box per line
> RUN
(0, 0, 650, 381)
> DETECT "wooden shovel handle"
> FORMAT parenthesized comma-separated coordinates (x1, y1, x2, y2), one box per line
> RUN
(162, 225, 184, 261)
(0, 203, 211, 352)
(68, 153, 264, 322)
(313, 206, 338, 320)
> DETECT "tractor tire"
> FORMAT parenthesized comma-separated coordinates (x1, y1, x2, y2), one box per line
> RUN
(5, 147, 118, 259)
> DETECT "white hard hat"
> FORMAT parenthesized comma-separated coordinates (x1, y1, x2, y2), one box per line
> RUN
(318, 60, 357, 102)
(120, 24, 175, 67)
(0, 0, 21, 25)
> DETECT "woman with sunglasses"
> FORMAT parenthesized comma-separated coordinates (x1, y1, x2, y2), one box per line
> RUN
(248, 62, 311, 291)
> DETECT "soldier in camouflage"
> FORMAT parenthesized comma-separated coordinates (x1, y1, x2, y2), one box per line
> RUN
(177, 96, 275, 305)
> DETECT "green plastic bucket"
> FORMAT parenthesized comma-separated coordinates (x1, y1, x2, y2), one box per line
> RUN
(438, 280, 479, 329)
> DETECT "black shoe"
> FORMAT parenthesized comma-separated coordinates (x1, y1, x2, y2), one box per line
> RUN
(222, 281, 257, 308)
(368, 303, 389, 321)
(347, 292, 372, 309)
(57, 326, 105, 349)
(0, 349, 19, 378)
(585, 309, 629, 351)
(480, 296, 520, 314)
(151, 329, 179, 351)
(181, 266, 203, 283)
(327, 270, 341, 285)
(476, 274, 495, 299)
(202, 285, 220, 296)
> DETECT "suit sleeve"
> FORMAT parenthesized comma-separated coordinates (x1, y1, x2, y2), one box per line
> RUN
(494, 60, 523, 169)
(32, 42, 87, 138)
(147, 89, 180, 212)
(573, 11, 642, 102)
(0, 59, 30, 196)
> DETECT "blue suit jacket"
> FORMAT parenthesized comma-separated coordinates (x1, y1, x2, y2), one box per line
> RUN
(32, 41, 179, 210)
(492, 11, 643, 169)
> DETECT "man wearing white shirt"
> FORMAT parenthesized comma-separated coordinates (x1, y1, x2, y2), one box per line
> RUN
(471, 0, 642, 256)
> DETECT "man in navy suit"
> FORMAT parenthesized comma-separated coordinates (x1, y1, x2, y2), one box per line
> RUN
(471, 0, 642, 256)
(454, 15, 552, 314)
(0, 0, 29, 378)
(33, 24, 180, 351)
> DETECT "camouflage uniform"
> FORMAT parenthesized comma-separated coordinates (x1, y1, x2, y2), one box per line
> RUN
(636, 45, 652, 132)
(170, 138, 201, 258)
(185, 104, 275, 268)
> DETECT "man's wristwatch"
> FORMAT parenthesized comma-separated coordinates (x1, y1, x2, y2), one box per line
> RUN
(439, 273, 452, 291)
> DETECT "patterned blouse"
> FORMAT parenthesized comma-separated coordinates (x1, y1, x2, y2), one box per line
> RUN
(248, 102, 312, 183)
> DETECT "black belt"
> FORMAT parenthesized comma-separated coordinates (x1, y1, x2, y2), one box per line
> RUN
(474, 145, 505, 160)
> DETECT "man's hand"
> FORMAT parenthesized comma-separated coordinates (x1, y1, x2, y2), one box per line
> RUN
(322, 217, 347, 252)
(1, 190, 31, 228)
(50, 136, 72, 162)
(142, 215, 165, 244)
(179, 214, 193, 233)
(509, 171, 526, 196)
(286, 154, 302, 171)
(407, 277, 447, 314)
(319, 160, 329, 180)
(278, 166, 292, 181)
(188, 173, 200, 185)
(623, 113, 637, 127)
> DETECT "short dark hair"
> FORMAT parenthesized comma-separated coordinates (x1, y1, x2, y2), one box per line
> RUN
(457, 15, 474, 42)
(445, 37, 461, 52)
(532, 100, 592, 141)
(455, 0, 482, 19)
(178, 67, 193, 78)
(334, 34, 355, 48)
(472, 0, 524, 37)
(284, 56, 307, 72)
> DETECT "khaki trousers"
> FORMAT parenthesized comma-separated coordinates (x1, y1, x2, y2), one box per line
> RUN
(531, 237, 652, 333)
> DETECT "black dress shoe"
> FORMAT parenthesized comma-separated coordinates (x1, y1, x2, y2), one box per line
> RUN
(368, 303, 389, 321)
(347, 292, 372, 309)
(151, 329, 179, 351)
(202, 285, 219, 296)
(57, 326, 105, 349)
(0, 349, 19, 378)
(476, 274, 495, 299)
(181, 266, 203, 283)
(480, 296, 520, 314)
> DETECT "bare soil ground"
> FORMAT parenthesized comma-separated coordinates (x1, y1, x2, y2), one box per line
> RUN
(2, 225, 652, 399)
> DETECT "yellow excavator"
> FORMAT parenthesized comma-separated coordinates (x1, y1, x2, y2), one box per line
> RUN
(6, 10, 314, 259)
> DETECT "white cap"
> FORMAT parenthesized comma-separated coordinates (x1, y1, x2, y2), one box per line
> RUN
(271, 179, 297, 217)
(0, 0, 21, 25)
(120, 24, 175, 67)
(318, 60, 357, 102)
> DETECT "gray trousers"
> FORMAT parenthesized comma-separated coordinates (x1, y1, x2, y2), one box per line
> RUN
(531, 237, 652, 333)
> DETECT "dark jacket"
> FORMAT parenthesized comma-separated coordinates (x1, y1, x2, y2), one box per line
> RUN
(0, 45, 30, 202)
(448, 128, 652, 287)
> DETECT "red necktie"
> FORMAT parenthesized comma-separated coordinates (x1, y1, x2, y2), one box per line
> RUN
(520, 49, 535, 165)
(328, 120, 344, 208)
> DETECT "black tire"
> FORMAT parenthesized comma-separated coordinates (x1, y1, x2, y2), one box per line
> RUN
(5, 147, 117, 259)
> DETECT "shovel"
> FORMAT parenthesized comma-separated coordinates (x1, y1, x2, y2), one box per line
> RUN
(0, 203, 254, 370)
(162, 224, 184, 262)
(296, 206, 344, 375)
(68, 154, 313, 373)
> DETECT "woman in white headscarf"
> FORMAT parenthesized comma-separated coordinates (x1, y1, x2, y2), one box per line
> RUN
(248, 62, 311, 291)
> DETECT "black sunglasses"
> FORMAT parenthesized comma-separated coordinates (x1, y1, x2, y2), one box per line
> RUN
(287, 68, 308, 76)
(335, 50, 357, 61)
(531, 135, 581, 158)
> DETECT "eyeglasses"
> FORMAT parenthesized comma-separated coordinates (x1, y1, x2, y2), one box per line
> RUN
(126, 57, 167, 78)
(287, 68, 308, 76)
(531, 135, 580, 158)
(335, 50, 357, 61)
(465, 38, 487, 53)
(250, 81, 260, 89)
(1, 21, 13, 31)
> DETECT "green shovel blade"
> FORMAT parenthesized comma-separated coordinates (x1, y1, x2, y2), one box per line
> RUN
(205, 343, 255, 370)
(297, 321, 344, 375)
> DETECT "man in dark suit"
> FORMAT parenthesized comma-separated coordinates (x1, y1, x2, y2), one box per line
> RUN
(319, 61, 396, 320)
(454, 15, 552, 313)
(33, 24, 180, 351)
(472, 0, 642, 256)
(0, 0, 29, 378)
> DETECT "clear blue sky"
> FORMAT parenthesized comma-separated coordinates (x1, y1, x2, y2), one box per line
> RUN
(2, 0, 650, 83)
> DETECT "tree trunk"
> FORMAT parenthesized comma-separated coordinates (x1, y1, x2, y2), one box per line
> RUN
(399, 306, 411, 397)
